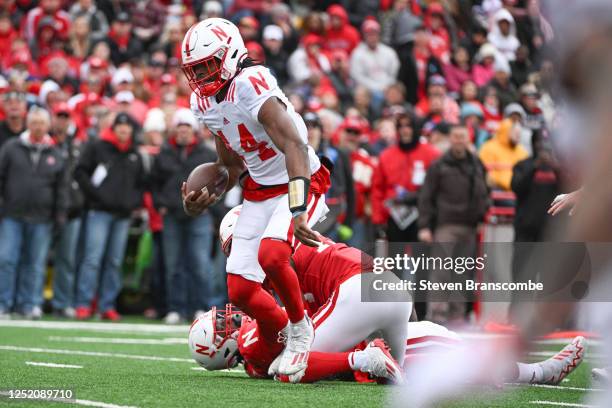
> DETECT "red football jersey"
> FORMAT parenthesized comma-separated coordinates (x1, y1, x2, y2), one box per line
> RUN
(292, 236, 366, 314)
(237, 316, 283, 379)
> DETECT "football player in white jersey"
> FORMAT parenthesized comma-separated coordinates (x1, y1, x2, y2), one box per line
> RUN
(179, 18, 331, 378)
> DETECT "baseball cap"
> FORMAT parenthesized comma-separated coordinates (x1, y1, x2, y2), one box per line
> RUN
(503, 103, 526, 120)
(263, 25, 283, 41)
(88, 56, 108, 70)
(520, 83, 539, 97)
(160, 73, 176, 85)
(111, 68, 134, 87)
(343, 116, 363, 133)
(52, 102, 71, 115)
(428, 74, 447, 87)
(113, 112, 135, 127)
(116, 12, 130, 23)
(172, 108, 199, 129)
(240, 16, 259, 30)
(114, 90, 134, 104)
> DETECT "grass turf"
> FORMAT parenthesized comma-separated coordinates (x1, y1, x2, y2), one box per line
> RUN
(0, 321, 598, 408)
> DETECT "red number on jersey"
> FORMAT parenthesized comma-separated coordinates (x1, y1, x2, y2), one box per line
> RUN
(238, 123, 276, 161)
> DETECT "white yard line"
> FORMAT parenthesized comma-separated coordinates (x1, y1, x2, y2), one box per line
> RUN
(25, 361, 83, 369)
(0, 345, 193, 363)
(0, 391, 137, 408)
(507, 383, 602, 392)
(48, 336, 188, 345)
(529, 401, 595, 407)
(0, 319, 189, 334)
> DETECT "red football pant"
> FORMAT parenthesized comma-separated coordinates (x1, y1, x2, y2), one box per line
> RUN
(226, 274, 288, 335)
(258, 238, 305, 323)
(276, 352, 352, 383)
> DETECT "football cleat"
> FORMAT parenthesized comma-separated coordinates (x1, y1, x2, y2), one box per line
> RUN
(591, 367, 611, 386)
(362, 339, 404, 384)
(267, 324, 290, 377)
(278, 316, 314, 376)
(538, 336, 585, 385)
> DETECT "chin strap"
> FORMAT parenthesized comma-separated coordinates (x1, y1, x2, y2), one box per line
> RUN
(288, 177, 310, 218)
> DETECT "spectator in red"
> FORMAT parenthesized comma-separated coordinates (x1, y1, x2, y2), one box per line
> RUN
(443, 46, 473, 95)
(424, 2, 452, 64)
(0, 12, 17, 53)
(287, 34, 331, 87)
(104, 11, 144, 66)
(481, 85, 503, 134)
(245, 40, 265, 63)
(415, 75, 460, 124)
(337, 116, 376, 250)
(238, 16, 259, 43)
(31, 15, 65, 62)
(324, 4, 360, 56)
(411, 24, 443, 102)
(129, 0, 166, 50)
(75, 56, 109, 99)
(23, 0, 70, 43)
(371, 112, 440, 242)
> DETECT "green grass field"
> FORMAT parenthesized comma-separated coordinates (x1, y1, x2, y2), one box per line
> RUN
(0, 319, 600, 408)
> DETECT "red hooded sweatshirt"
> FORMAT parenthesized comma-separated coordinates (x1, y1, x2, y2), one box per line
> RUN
(324, 5, 361, 56)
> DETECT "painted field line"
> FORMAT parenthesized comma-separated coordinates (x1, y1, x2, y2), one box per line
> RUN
(26, 361, 83, 369)
(49, 336, 187, 345)
(507, 383, 602, 392)
(0, 392, 137, 408)
(0, 345, 193, 363)
(191, 367, 245, 373)
(529, 401, 595, 407)
(0, 320, 189, 334)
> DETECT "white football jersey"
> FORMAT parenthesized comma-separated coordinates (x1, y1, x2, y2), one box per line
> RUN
(190, 65, 320, 186)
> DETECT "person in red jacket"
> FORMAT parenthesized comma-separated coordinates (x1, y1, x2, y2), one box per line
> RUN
(324, 5, 360, 56)
(371, 112, 440, 242)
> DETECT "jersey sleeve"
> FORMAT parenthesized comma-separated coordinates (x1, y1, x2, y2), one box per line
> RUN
(235, 66, 282, 122)
(189, 92, 205, 124)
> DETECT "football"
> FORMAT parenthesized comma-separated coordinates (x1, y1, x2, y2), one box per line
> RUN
(186, 163, 229, 197)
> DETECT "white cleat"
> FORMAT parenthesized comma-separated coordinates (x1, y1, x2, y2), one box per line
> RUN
(267, 324, 289, 377)
(538, 336, 585, 385)
(591, 367, 611, 386)
(278, 316, 314, 376)
(361, 338, 404, 384)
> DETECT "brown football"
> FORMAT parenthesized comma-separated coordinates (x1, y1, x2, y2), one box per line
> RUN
(186, 163, 229, 197)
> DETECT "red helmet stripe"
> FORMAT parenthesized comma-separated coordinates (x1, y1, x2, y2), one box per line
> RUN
(210, 25, 228, 41)
(184, 25, 196, 57)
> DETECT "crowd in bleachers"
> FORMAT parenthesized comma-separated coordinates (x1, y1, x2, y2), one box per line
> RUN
(0, 0, 564, 324)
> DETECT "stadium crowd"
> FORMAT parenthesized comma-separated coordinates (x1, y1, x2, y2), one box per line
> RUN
(0, 0, 564, 325)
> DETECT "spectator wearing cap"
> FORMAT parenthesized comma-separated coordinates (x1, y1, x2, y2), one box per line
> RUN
(328, 49, 354, 112)
(74, 112, 147, 321)
(0, 107, 67, 319)
(69, 0, 109, 42)
(461, 102, 489, 149)
(23, 0, 71, 44)
(487, 55, 518, 109)
(129, 0, 166, 50)
(104, 11, 144, 66)
(0, 92, 27, 148)
(262, 25, 289, 87)
(487, 8, 520, 62)
(418, 123, 489, 324)
(408, 24, 444, 104)
(371, 112, 440, 242)
(479, 118, 528, 191)
(429, 121, 451, 154)
(38, 79, 62, 109)
(49, 102, 84, 318)
(111, 68, 148, 124)
(338, 115, 376, 250)
(151, 108, 217, 324)
(325, 5, 361, 56)
(424, 3, 453, 64)
(287, 34, 331, 86)
(415, 75, 460, 124)
(519, 83, 545, 133)
(350, 19, 400, 112)
(45, 55, 79, 96)
(266, 3, 299, 54)
(503, 102, 533, 156)
(199, 1, 223, 20)
(238, 16, 260, 43)
(473, 43, 497, 87)
(304, 112, 355, 243)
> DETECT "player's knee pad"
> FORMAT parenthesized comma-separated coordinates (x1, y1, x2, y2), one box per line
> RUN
(226, 273, 259, 308)
(258, 238, 292, 274)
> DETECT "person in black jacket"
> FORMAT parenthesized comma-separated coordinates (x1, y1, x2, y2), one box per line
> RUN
(0, 107, 67, 319)
(151, 109, 217, 324)
(0, 92, 27, 149)
(49, 103, 84, 318)
(74, 113, 147, 321)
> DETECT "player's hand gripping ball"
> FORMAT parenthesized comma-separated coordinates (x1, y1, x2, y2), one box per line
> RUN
(182, 163, 229, 216)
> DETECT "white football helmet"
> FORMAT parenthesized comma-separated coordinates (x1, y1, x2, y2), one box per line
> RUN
(181, 18, 248, 97)
(219, 205, 242, 256)
(188, 304, 243, 370)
